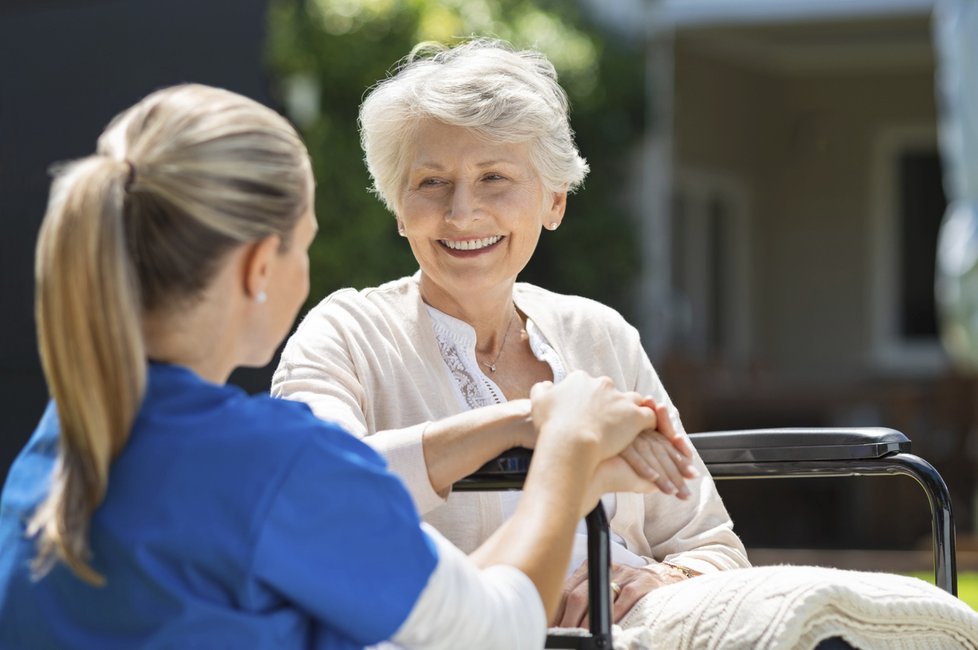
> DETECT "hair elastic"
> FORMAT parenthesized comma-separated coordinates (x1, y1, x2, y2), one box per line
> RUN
(124, 160, 137, 191)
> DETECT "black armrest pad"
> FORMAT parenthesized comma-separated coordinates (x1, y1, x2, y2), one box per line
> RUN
(459, 428, 911, 484)
(454, 447, 532, 490)
(688, 427, 910, 463)
(472, 447, 532, 475)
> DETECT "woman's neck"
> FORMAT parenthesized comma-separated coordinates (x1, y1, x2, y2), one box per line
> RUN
(418, 274, 520, 355)
(142, 291, 240, 385)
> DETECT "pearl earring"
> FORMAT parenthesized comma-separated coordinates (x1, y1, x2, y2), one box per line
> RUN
(255, 290, 268, 305)
(549, 222, 559, 231)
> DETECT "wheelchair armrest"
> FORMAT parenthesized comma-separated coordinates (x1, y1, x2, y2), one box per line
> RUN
(456, 428, 912, 482)
(475, 446, 533, 473)
(453, 447, 532, 491)
(688, 427, 910, 464)
(452, 427, 955, 597)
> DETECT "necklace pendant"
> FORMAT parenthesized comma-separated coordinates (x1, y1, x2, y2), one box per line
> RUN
(480, 307, 517, 376)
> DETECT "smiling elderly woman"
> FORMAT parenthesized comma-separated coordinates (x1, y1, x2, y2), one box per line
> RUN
(272, 39, 750, 630)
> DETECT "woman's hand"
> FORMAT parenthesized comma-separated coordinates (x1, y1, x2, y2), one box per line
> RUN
(529, 371, 657, 461)
(553, 561, 700, 628)
(618, 403, 699, 500)
(581, 456, 659, 518)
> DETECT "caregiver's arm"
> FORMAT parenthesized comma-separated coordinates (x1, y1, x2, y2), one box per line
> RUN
(390, 374, 660, 649)
(468, 373, 659, 616)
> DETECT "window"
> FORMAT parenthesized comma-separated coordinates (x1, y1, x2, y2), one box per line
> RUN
(671, 170, 751, 362)
(898, 151, 946, 338)
(870, 126, 949, 373)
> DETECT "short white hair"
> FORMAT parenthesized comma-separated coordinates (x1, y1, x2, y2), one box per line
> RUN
(359, 39, 590, 213)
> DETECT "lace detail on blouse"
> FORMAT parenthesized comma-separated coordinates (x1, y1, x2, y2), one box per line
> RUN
(425, 306, 509, 410)
(430, 324, 502, 409)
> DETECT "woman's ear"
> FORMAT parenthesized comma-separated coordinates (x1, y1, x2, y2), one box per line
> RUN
(547, 190, 568, 228)
(242, 234, 281, 304)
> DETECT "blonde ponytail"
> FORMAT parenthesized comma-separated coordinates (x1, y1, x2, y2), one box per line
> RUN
(26, 84, 310, 586)
(29, 157, 146, 585)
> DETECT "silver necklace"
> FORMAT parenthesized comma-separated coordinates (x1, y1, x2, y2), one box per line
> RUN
(480, 309, 518, 373)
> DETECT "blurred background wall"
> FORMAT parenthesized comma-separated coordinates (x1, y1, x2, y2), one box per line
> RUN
(0, 0, 274, 473)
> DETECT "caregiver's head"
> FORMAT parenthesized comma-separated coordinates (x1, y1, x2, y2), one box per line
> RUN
(31, 84, 313, 584)
(359, 40, 589, 303)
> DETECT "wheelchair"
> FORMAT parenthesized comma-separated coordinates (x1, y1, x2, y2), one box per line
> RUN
(455, 427, 956, 650)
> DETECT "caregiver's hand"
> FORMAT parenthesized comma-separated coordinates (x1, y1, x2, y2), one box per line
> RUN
(529, 372, 657, 460)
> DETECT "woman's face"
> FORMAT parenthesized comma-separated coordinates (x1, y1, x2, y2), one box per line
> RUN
(251, 176, 318, 365)
(270, 205, 317, 340)
(398, 120, 566, 309)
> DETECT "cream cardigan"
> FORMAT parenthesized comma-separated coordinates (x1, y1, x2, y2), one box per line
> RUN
(272, 275, 749, 574)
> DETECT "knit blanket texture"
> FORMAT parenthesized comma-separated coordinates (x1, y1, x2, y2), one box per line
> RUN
(599, 565, 978, 649)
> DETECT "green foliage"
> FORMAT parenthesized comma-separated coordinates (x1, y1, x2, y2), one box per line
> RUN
(961, 573, 978, 612)
(266, 0, 644, 316)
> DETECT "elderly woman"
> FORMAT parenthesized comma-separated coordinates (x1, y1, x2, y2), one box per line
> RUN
(0, 83, 668, 649)
(272, 39, 749, 629)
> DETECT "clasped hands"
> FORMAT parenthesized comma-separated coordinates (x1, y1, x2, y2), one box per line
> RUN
(527, 372, 702, 627)
(529, 371, 699, 508)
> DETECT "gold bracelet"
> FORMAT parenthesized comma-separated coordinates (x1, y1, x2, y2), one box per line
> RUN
(662, 562, 696, 579)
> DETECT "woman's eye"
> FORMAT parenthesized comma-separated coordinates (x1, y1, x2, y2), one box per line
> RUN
(483, 173, 505, 182)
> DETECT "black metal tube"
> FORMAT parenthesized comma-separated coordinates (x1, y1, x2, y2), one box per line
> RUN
(585, 503, 613, 649)
(888, 454, 958, 596)
(708, 453, 957, 595)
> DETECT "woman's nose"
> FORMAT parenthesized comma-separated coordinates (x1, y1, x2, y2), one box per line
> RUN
(445, 185, 480, 226)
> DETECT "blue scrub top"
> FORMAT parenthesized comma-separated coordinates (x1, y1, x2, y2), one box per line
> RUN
(0, 363, 438, 649)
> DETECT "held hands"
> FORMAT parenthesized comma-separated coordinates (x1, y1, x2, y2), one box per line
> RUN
(619, 401, 698, 500)
(529, 372, 698, 502)
(553, 561, 700, 628)
(528, 371, 658, 461)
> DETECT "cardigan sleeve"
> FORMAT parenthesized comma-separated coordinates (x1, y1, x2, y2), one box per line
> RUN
(624, 324, 751, 573)
(272, 295, 447, 514)
(272, 301, 371, 436)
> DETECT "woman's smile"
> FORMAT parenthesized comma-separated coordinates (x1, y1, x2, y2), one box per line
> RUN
(439, 235, 504, 256)
(398, 120, 566, 307)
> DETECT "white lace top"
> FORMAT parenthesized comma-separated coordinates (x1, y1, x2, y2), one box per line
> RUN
(425, 304, 647, 574)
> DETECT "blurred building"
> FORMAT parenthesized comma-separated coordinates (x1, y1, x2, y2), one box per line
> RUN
(586, 0, 977, 550)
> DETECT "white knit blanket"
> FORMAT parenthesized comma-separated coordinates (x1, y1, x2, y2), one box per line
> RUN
(603, 565, 978, 649)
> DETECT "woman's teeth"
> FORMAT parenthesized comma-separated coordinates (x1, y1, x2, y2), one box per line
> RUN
(441, 236, 502, 251)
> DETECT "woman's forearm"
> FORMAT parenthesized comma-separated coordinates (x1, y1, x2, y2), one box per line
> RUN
(420, 399, 534, 496)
